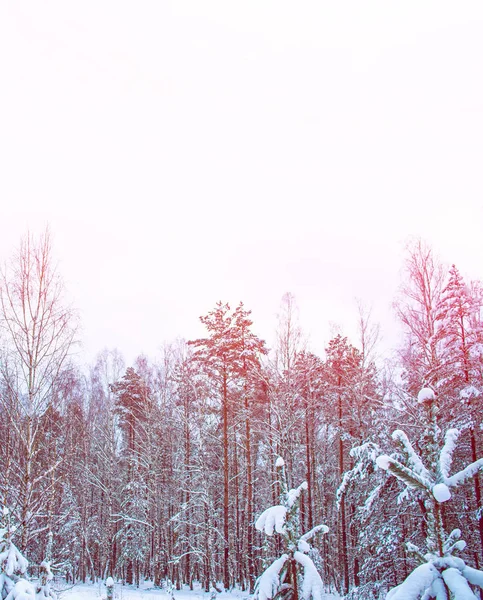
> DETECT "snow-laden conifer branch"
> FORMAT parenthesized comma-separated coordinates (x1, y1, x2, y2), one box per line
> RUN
(442, 568, 477, 599)
(429, 576, 449, 600)
(254, 555, 288, 600)
(462, 566, 483, 589)
(446, 459, 483, 488)
(443, 529, 462, 553)
(392, 430, 430, 480)
(255, 506, 287, 536)
(286, 482, 308, 509)
(294, 551, 324, 600)
(386, 563, 439, 600)
(299, 525, 329, 543)
(376, 455, 430, 491)
(363, 483, 383, 512)
(337, 441, 383, 508)
(439, 429, 460, 480)
(406, 542, 426, 565)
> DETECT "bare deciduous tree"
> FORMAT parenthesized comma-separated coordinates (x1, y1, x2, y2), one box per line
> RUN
(0, 228, 78, 549)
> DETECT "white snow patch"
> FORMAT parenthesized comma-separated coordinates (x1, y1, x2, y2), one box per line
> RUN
(418, 388, 435, 403)
(429, 577, 449, 600)
(254, 554, 288, 600)
(442, 568, 477, 599)
(463, 565, 483, 589)
(440, 429, 460, 480)
(460, 386, 481, 400)
(255, 506, 287, 536)
(294, 551, 324, 600)
(5, 579, 35, 600)
(386, 563, 438, 600)
(287, 482, 307, 508)
(376, 455, 392, 470)
(299, 524, 329, 543)
(432, 483, 451, 503)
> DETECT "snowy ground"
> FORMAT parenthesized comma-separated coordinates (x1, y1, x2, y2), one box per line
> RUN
(56, 581, 339, 600)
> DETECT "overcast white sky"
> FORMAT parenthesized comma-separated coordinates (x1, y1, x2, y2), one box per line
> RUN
(1, 2, 482, 366)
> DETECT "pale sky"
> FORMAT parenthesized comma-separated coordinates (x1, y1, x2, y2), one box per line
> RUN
(1, 2, 482, 366)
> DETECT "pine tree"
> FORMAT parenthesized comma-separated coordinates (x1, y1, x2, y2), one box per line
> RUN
(323, 334, 379, 594)
(189, 301, 266, 590)
(253, 458, 328, 600)
(111, 366, 152, 585)
(436, 265, 483, 565)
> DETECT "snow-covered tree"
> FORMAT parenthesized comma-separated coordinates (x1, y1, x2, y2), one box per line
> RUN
(0, 507, 35, 600)
(0, 229, 78, 551)
(337, 440, 408, 599)
(375, 387, 483, 599)
(35, 534, 56, 600)
(253, 458, 328, 600)
(435, 265, 483, 563)
(322, 333, 380, 594)
(435, 265, 483, 390)
(189, 301, 267, 590)
(394, 240, 446, 392)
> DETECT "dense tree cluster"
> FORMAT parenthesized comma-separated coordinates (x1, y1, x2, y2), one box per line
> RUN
(1, 232, 483, 598)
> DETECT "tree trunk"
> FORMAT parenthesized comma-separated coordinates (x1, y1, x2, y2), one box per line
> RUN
(338, 390, 349, 596)
(245, 392, 255, 591)
(222, 368, 230, 590)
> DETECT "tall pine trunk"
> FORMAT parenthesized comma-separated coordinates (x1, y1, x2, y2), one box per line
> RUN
(222, 368, 230, 590)
(338, 390, 349, 596)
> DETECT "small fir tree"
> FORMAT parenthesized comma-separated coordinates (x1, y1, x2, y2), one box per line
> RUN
(35, 532, 56, 600)
(375, 388, 483, 599)
(253, 458, 328, 600)
(105, 576, 114, 600)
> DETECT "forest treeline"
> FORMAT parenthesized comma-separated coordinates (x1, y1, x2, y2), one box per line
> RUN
(1, 230, 483, 599)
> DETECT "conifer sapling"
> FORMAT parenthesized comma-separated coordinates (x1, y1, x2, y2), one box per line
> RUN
(253, 458, 328, 600)
(375, 388, 483, 599)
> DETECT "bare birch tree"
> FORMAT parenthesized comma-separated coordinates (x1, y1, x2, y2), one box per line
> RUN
(0, 228, 78, 550)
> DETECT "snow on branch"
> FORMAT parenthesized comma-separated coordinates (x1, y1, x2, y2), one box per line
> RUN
(255, 506, 287, 536)
(440, 429, 460, 480)
(392, 430, 430, 480)
(253, 554, 289, 600)
(299, 524, 329, 543)
(376, 455, 431, 491)
(442, 568, 477, 599)
(417, 388, 436, 404)
(294, 551, 324, 600)
(386, 563, 439, 600)
(462, 565, 483, 589)
(446, 459, 483, 488)
(432, 483, 451, 503)
(443, 529, 462, 553)
(286, 482, 308, 508)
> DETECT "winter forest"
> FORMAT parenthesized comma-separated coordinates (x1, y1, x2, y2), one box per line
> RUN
(2, 229, 483, 600)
